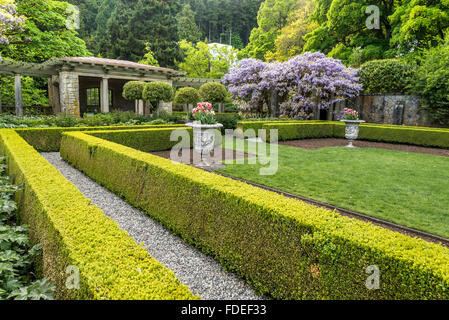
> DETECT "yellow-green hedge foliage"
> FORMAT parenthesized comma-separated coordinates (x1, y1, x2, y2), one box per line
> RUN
(87, 128, 193, 153)
(15, 124, 186, 152)
(261, 121, 449, 148)
(60, 131, 449, 299)
(0, 129, 197, 300)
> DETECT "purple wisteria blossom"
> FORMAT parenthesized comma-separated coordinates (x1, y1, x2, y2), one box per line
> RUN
(222, 58, 269, 114)
(0, 0, 25, 45)
(223, 52, 362, 118)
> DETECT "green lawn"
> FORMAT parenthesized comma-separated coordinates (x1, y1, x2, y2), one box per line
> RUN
(218, 137, 449, 238)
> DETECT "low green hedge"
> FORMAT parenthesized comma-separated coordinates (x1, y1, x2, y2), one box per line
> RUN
(61, 131, 449, 299)
(87, 128, 193, 153)
(15, 124, 186, 152)
(0, 130, 197, 300)
(237, 120, 327, 138)
(261, 121, 449, 148)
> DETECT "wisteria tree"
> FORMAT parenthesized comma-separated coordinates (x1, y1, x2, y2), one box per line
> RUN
(223, 52, 362, 119)
(222, 58, 269, 116)
(0, 0, 25, 46)
(272, 52, 362, 118)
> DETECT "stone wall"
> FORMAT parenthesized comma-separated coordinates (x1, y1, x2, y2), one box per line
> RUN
(334, 94, 432, 126)
(59, 71, 80, 116)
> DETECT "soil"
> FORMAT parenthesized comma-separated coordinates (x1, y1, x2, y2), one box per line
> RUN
(279, 138, 449, 157)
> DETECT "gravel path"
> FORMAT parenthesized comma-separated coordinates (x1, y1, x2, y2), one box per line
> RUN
(42, 152, 262, 300)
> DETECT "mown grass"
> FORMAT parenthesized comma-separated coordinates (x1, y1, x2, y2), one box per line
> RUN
(218, 137, 449, 238)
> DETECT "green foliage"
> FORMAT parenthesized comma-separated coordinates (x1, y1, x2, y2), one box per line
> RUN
(412, 41, 449, 125)
(176, 3, 202, 43)
(0, 157, 54, 300)
(1, 0, 91, 63)
(102, 0, 181, 68)
(122, 81, 146, 101)
(142, 82, 174, 104)
(0, 130, 198, 300)
(198, 82, 228, 105)
(359, 59, 416, 94)
(0, 76, 49, 107)
(60, 130, 449, 299)
(138, 42, 160, 66)
(174, 87, 200, 105)
(178, 40, 238, 79)
(240, 0, 298, 60)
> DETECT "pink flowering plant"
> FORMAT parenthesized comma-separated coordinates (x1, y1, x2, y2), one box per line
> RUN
(192, 102, 217, 124)
(343, 108, 359, 120)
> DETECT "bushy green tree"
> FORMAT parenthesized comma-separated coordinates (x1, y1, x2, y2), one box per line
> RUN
(138, 42, 159, 66)
(1, 0, 90, 62)
(239, 0, 298, 60)
(174, 87, 200, 105)
(143, 82, 174, 103)
(412, 39, 449, 125)
(122, 81, 146, 100)
(199, 82, 228, 105)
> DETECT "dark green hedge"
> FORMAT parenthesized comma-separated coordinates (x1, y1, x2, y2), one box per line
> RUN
(15, 124, 186, 152)
(0, 130, 196, 300)
(87, 128, 193, 153)
(359, 59, 415, 94)
(60, 131, 449, 300)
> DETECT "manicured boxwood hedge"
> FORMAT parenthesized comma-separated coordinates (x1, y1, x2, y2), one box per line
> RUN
(15, 124, 186, 152)
(61, 131, 449, 300)
(0, 130, 197, 300)
(261, 121, 449, 148)
(87, 128, 193, 153)
(237, 120, 328, 138)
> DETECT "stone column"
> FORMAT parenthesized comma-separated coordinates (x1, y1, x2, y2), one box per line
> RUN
(59, 71, 80, 116)
(100, 77, 109, 113)
(15, 73, 23, 116)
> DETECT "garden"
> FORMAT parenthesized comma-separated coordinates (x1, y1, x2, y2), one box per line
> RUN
(2, 0, 449, 306)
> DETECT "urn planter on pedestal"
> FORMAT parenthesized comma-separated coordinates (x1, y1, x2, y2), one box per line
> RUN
(186, 122, 223, 167)
(340, 119, 365, 148)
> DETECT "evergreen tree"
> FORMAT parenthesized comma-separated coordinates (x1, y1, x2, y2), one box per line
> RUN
(104, 0, 182, 68)
(177, 3, 201, 43)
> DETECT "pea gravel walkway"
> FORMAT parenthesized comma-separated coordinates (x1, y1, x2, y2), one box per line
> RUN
(42, 152, 262, 300)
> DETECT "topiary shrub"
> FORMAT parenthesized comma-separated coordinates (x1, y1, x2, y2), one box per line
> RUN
(198, 82, 228, 105)
(174, 87, 201, 105)
(122, 81, 146, 100)
(359, 59, 415, 94)
(142, 82, 174, 103)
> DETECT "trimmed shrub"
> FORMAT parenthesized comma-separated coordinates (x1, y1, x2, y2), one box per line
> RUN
(122, 81, 146, 100)
(16, 124, 186, 152)
(359, 59, 415, 94)
(198, 82, 228, 105)
(261, 121, 449, 148)
(174, 87, 200, 105)
(237, 120, 325, 138)
(60, 131, 449, 299)
(87, 128, 193, 153)
(143, 82, 174, 103)
(0, 130, 197, 300)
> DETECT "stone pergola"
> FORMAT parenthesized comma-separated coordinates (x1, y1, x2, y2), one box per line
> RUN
(0, 57, 220, 116)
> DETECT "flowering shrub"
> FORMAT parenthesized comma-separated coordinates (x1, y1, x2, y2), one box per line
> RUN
(342, 108, 359, 120)
(192, 102, 217, 124)
(0, 0, 25, 45)
(223, 53, 362, 119)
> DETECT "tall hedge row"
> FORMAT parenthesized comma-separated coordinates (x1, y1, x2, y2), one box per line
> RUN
(0, 130, 197, 300)
(60, 131, 449, 300)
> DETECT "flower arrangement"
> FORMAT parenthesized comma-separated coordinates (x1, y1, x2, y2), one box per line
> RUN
(192, 102, 217, 124)
(343, 108, 359, 120)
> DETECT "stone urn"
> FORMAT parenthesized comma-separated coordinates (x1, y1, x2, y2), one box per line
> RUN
(186, 122, 223, 166)
(340, 120, 365, 148)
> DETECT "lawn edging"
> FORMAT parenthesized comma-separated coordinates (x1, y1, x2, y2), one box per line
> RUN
(0, 129, 197, 300)
(61, 130, 449, 300)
